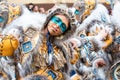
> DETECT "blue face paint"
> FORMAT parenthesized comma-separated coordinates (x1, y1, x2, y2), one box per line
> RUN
(0, 16, 4, 23)
(74, 9, 80, 15)
(50, 16, 67, 33)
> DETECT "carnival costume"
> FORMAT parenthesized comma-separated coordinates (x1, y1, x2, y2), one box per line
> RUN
(0, 3, 79, 80)
(106, 1, 120, 80)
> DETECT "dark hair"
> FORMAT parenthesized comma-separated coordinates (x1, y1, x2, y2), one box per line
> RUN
(27, 3, 35, 11)
(28, 3, 34, 5)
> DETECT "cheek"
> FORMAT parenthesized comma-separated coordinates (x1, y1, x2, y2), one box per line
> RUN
(47, 23, 55, 34)
(47, 24, 52, 32)
(47, 21, 51, 28)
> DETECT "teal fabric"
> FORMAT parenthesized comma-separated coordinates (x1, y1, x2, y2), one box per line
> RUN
(0, 16, 4, 23)
(74, 10, 80, 15)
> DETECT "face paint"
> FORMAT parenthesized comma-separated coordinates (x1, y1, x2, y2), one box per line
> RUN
(0, 16, 4, 23)
(50, 16, 67, 33)
(74, 9, 80, 15)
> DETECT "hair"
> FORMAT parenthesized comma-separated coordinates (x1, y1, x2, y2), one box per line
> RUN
(28, 3, 34, 5)
(27, 3, 35, 11)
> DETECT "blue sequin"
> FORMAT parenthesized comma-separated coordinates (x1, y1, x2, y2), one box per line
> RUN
(70, 70, 76, 77)
(47, 70, 56, 79)
(74, 10, 80, 15)
(80, 34, 85, 38)
(22, 41, 33, 53)
(115, 36, 120, 44)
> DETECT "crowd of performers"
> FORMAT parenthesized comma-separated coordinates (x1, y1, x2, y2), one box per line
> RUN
(0, 0, 120, 80)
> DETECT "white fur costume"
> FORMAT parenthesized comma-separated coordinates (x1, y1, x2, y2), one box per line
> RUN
(0, 4, 78, 80)
(0, 5, 46, 80)
(76, 4, 111, 33)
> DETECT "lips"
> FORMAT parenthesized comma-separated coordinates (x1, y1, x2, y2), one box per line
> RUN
(51, 25, 58, 32)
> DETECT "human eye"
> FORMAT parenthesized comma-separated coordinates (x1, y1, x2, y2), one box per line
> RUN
(55, 17, 61, 22)
(61, 23, 66, 29)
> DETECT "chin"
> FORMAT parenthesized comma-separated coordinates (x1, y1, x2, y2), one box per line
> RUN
(49, 31, 56, 36)
(50, 33, 57, 36)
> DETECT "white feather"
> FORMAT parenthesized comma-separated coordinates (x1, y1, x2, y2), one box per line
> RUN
(111, 1, 120, 27)
(76, 4, 110, 33)
(48, 53, 53, 65)
(2, 5, 47, 35)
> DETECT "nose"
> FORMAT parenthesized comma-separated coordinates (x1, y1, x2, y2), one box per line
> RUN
(53, 24, 59, 30)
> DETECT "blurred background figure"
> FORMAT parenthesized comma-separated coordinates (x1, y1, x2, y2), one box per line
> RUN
(72, 0, 85, 20)
(27, 3, 35, 11)
(33, 5, 39, 12)
(39, 7, 45, 13)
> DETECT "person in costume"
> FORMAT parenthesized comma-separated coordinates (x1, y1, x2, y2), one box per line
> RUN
(68, 0, 96, 28)
(75, 2, 111, 33)
(0, 0, 21, 32)
(27, 3, 35, 12)
(0, 0, 21, 80)
(0, 0, 9, 32)
(106, 1, 120, 80)
(69, 0, 85, 21)
(0, 3, 79, 80)
(72, 19, 114, 80)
